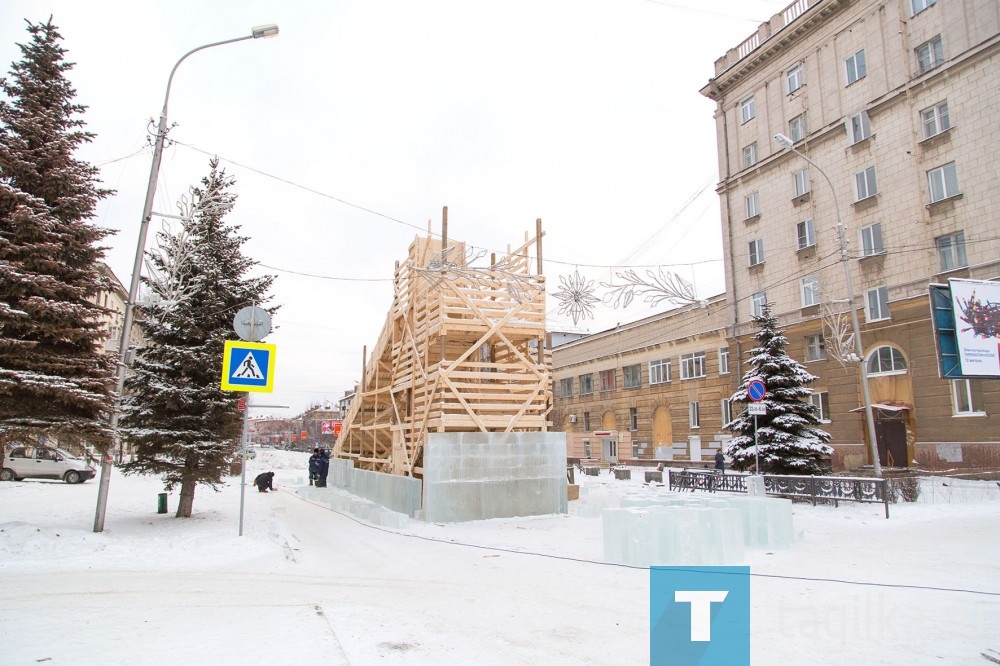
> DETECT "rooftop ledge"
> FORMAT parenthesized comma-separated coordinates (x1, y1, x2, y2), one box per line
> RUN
(701, 0, 850, 99)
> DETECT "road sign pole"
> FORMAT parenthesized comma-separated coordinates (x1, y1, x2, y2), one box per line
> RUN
(238, 392, 250, 536)
(753, 414, 760, 473)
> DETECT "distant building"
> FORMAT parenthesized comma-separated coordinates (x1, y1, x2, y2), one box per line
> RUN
(91, 263, 143, 355)
(552, 297, 734, 464)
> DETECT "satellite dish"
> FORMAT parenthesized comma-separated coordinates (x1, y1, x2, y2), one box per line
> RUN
(233, 306, 272, 342)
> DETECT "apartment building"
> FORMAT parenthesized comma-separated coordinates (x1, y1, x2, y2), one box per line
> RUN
(552, 296, 735, 464)
(91, 262, 143, 356)
(700, 0, 1000, 468)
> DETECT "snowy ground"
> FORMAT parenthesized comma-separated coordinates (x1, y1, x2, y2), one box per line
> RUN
(1, 450, 998, 665)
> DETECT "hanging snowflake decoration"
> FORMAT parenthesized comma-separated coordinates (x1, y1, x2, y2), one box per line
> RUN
(553, 269, 600, 324)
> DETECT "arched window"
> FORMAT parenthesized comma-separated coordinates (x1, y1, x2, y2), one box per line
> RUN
(866, 345, 907, 376)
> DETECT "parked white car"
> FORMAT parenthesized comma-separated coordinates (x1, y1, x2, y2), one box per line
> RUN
(1, 445, 97, 484)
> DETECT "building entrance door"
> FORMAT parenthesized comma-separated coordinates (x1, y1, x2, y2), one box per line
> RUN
(875, 419, 908, 468)
(601, 437, 618, 463)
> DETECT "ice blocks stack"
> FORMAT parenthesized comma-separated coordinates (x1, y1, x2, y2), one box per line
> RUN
(602, 492, 793, 566)
(322, 457, 422, 517)
(422, 432, 568, 522)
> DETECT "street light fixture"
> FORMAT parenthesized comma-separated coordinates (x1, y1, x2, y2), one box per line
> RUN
(93, 25, 280, 532)
(773, 133, 883, 478)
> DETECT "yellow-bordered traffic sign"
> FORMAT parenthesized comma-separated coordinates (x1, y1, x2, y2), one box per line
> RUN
(221, 340, 276, 393)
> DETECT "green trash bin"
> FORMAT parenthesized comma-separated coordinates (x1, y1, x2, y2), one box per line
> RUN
(157, 492, 168, 514)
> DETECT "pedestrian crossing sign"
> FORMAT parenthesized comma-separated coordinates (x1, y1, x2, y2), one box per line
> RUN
(221, 340, 276, 393)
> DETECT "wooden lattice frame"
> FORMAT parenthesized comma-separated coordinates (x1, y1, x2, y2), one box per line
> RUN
(333, 216, 552, 477)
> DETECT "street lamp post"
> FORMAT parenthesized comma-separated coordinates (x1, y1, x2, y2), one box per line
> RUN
(93, 25, 280, 533)
(773, 134, 883, 478)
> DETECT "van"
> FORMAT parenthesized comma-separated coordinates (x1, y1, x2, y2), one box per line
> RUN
(1, 445, 97, 484)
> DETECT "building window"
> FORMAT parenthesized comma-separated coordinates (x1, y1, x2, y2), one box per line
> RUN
(584, 439, 591, 457)
(845, 49, 867, 85)
(789, 114, 807, 142)
(866, 345, 907, 375)
(740, 95, 755, 123)
(911, 0, 936, 15)
(806, 334, 826, 361)
(860, 222, 884, 257)
(743, 142, 758, 168)
(745, 191, 760, 219)
(748, 238, 764, 266)
(560, 377, 573, 398)
(809, 391, 831, 422)
(786, 63, 804, 93)
(629, 407, 639, 431)
(866, 286, 890, 321)
(579, 373, 593, 395)
(916, 35, 944, 73)
(689, 401, 700, 428)
(797, 219, 815, 249)
(855, 166, 878, 201)
(721, 398, 732, 427)
(649, 358, 671, 384)
(719, 347, 730, 375)
(801, 275, 821, 307)
(680, 352, 707, 380)
(848, 111, 871, 144)
(921, 101, 950, 139)
(751, 291, 767, 318)
(623, 364, 641, 389)
(600, 369, 616, 392)
(936, 231, 968, 271)
(793, 169, 810, 198)
(952, 379, 984, 415)
(583, 412, 591, 432)
(928, 162, 959, 203)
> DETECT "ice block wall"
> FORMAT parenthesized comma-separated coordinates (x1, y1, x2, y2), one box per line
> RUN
(326, 457, 422, 517)
(422, 432, 568, 522)
(601, 492, 793, 566)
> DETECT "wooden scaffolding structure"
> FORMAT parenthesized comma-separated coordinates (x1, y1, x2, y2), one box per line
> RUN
(333, 212, 552, 477)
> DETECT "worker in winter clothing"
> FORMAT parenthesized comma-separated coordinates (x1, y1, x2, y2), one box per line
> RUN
(254, 471, 275, 492)
(308, 448, 322, 486)
(316, 450, 330, 488)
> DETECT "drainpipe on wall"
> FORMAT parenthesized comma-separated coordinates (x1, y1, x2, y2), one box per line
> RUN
(719, 103, 743, 384)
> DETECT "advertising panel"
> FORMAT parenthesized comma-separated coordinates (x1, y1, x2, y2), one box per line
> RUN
(950, 278, 1000, 377)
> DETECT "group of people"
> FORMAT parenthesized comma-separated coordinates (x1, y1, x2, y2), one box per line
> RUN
(309, 448, 330, 487)
(249, 448, 331, 493)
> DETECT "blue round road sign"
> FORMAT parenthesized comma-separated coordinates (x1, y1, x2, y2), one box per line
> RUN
(748, 379, 767, 402)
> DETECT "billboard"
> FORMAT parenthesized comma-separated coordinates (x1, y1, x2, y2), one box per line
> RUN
(950, 278, 1000, 377)
(320, 419, 343, 436)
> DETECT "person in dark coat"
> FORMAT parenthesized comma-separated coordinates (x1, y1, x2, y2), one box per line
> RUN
(316, 450, 330, 488)
(714, 451, 726, 471)
(253, 471, 275, 492)
(308, 448, 322, 486)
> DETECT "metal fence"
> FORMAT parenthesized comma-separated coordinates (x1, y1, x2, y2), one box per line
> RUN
(667, 469, 890, 518)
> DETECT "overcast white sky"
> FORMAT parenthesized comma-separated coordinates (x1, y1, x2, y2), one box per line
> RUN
(1, 0, 790, 415)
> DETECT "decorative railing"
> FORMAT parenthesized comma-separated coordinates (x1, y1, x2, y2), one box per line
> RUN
(667, 469, 890, 518)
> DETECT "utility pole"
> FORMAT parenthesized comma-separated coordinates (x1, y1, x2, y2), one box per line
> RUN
(773, 134, 882, 478)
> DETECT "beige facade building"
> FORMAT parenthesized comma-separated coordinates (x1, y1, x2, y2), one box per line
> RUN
(92, 263, 143, 356)
(552, 296, 736, 464)
(699, 0, 1000, 469)
(552, 0, 1000, 472)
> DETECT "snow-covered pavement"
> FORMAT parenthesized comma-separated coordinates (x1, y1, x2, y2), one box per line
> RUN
(1, 450, 998, 664)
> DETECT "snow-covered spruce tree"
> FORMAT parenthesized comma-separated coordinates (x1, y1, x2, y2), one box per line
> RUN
(0, 18, 116, 452)
(119, 159, 275, 518)
(725, 303, 832, 475)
